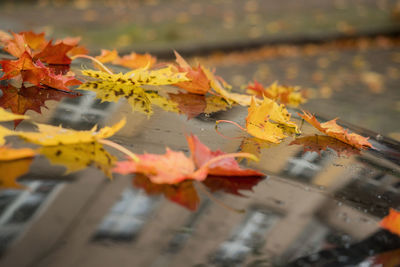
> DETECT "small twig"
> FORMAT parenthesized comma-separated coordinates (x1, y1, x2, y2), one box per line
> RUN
(99, 139, 139, 162)
(71, 54, 114, 75)
(196, 183, 245, 214)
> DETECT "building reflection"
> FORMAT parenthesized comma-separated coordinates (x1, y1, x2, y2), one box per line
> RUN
(0, 100, 399, 267)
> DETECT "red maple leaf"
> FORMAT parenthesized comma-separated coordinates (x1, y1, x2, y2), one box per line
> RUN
(33, 41, 74, 65)
(2, 32, 31, 58)
(0, 52, 81, 91)
(186, 134, 264, 177)
(133, 174, 199, 211)
(0, 84, 80, 127)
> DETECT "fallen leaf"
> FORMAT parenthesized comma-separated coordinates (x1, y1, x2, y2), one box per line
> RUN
(0, 52, 81, 91)
(79, 67, 186, 115)
(186, 134, 264, 177)
(0, 84, 80, 127)
(204, 95, 231, 114)
(114, 148, 208, 184)
(95, 49, 119, 63)
(0, 118, 126, 146)
(299, 111, 373, 150)
(113, 52, 156, 69)
(133, 174, 199, 211)
(289, 135, 361, 157)
(245, 97, 299, 143)
(33, 41, 74, 65)
(202, 175, 264, 197)
(21, 31, 47, 51)
(247, 80, 306, 107)
(239, 137, 273, 159)
(172, 51, 210, 94)
(40, 142, 116, 178)
(2, 32, 30, 58)
(380, 208, 400, 236)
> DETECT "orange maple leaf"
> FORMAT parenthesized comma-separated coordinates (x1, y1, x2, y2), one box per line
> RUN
(33, 41, 74, 65)
(172, 51, 210, 95)
(113, 52, 156, 69)
(299, 110, 373, 150)
(114, 148, 208, 184)
(380, 208, 400, 236)
(3, 32, 31, 58)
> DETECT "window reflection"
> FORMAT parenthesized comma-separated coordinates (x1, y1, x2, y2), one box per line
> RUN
(211, 208, 279, 266)
(283, 151, 330, 181)
(50, 90, 115, 129)
(92, 188, 159, 242)
(0, 181, 59, 256)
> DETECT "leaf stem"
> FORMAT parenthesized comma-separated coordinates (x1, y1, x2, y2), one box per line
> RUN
(71, 54, 114, 75)
(216, 120, 247, 132)
(196, 183, 245, 214)
(99, 139, 139, 162)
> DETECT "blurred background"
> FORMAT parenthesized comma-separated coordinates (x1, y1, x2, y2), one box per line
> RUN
(1, 0, 399, 135)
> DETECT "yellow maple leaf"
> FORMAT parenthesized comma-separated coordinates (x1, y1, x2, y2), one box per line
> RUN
(13, 118, 126, 146)
(40, 142, 116, 178)
(216, 97, 299, 143)
(79, 67, 186, 115)
(0, 107, 29, 122)
(246, 97, 299, 143)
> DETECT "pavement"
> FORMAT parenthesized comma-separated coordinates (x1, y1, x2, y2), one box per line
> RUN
(0, 0, 399, 136)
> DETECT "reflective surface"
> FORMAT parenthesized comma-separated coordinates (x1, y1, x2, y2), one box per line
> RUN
(0, 70, 399, 267)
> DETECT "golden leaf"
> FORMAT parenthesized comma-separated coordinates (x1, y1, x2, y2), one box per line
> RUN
(0, 158, 33, 189)
(13, 118, 126, 146)
(0, 146, 36, 161)
(40, 142, 116, 178)
(246, 97, 299, 143)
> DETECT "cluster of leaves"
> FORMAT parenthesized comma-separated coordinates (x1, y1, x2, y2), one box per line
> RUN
(0, 30, 375, 211)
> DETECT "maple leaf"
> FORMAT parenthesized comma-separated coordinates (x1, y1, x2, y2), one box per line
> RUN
(33, 41, 74, 65)
(0, 118, 125, 146)
(0, 52, 81, 91)
(0, 146, 35, 189)
(247, 80, 306, 107)
(113, 52, 157, 69)
(114, 134, 260, 185)
(169, 92, 206, 119)
(2, 32, 31, 58)
(79, 67, 186, 115)
(245, 97, 299, 143)
(289, 135, 361, 157)
(0, 107, 29, 122)
(114, 148, 208, 184)
(21, 31, 48, 51)
(40, 142, 116, 178)
(187, 134, 264, 177)
(95, 49, 119, 63)
(202, 175, 264, 197)
(133, 174, 199, 211)
(380, 208, 400, 236)
(172, 51, 210, 95)
(56, 36, 88, 57)
(0, 84, 80, 127)
(299, 110, 373, 150)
